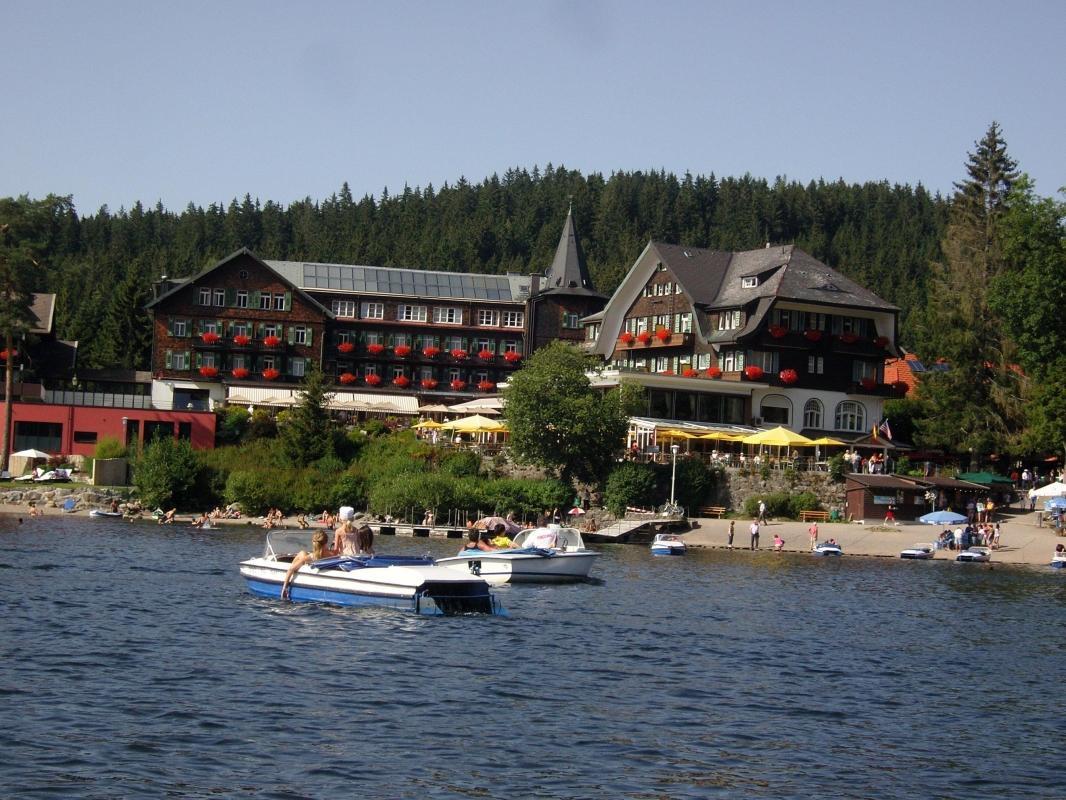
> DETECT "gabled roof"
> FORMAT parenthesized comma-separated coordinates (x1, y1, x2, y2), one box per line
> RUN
(29, 293, 56, 334)
(537, 208, 605, 299)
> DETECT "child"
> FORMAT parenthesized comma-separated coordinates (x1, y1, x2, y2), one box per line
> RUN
(773, 534, 785, 552)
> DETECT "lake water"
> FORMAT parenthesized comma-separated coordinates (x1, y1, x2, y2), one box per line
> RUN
(1, 516, 1064, 799)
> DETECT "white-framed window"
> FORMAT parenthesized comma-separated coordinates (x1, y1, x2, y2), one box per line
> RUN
(391, 366, 406, 380)
(474, 370, 489, 383)
(420, 366, 435, 380)
(741, 276, 759, 288)
(293, 326, 310, 346)
(656, 262, 666, 272)
(503, 340, 519, 353)
(586, 324, 598, 341)
(746, 350, 778, 372)
(213, 289, 225, 306)
(655, 314, 671, 329)
(364, 364, 378, 377)
(563, 312, 580, 329)
(361, 302, 384, 320)
(273, 293, 287, 310)
(231, 354, 248, 370)
(200, 352, 218, 368)
(197, 287, 211, 305)
(808, 355, 824, 374)
(365, 331, 384, 346)
(261, 355, 277, 371)
(655, 356, 670, 372)
(263, 323, 282, 338)
(476, 309, 498, 326)
(337, 331, 353, 345)
(448, 367, 461, 381)
(332, 300, 356, 318)
(643, 285, 653, 297)
(236, 290, 248, 309)
(173, 319, 188, 338)
(290, 358, 306, 378)
(202, 320, 220, 335)
(434, 306, 462, 324)
(806, 312, 827, 331)
(852, 360, 878, 381)
(835, 401, 866, 432)
(635, 317, 648, 333)
(502, 310, 524, 328)
(676, 313, 692, 333)
(259, 292, 272, 310)
(399, 304, 427, 322)
(718, 310, 742, 331)
(695, 352, 711, 369)
(172, 351, 190, 370)
(803, 399, 823, 429)
(392, 333, 411, 348)
(232, 322, 251, 338)
(475, 338, 494, 353)
(445, 336, 464, 351)
(663, 281, 672, 294)
(719, 349, 744, 372)
(675, 283, 683, 294)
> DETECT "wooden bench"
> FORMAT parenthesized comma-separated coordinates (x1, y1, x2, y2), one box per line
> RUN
(697, 506, 727, 518)
(800, 510, 830, 523)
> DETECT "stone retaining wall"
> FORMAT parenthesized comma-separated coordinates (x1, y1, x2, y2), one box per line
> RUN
(716, 467, 845, 515)
(1, 486, 133, 512)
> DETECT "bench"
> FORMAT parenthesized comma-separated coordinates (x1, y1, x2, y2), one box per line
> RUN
(800, 510, 830, 523)
(697, 506, 727, 518)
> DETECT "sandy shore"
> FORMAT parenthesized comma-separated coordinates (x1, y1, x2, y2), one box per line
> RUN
(3, 502, 1062, 567)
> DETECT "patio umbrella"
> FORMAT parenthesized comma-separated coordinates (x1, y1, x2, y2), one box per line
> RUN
(740, 426, 815, 447)
(807, 436, 845, 446)
(418, 403, 452, 413)
(1030, 481, 1066, 498)
(700, 431, 743, 441)
(919, 510, 968, 525)
(659, 429, 695, 439)
(568, 507, 586, 516)
(413, 420, 444, 429)
(441, 414, 506, 432)
(12, 449, 52, 459)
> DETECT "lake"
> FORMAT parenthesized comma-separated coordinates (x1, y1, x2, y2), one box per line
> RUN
(1, 516, 1063, 798)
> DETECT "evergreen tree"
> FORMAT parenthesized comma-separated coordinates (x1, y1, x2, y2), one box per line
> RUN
(279, 363, 336, 467)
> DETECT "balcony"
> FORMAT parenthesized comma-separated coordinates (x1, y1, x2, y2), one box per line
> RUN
(615, 331, 692, 351)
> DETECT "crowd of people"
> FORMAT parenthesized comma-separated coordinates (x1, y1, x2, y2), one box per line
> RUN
(937, 523, 1002, 551)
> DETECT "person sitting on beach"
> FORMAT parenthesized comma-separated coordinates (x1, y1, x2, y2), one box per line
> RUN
(158, 508, 176, 525)
(280, 530, 336, 600)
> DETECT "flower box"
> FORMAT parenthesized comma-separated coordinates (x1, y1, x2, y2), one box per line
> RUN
(803, 330, 822, 342)
(393, 375, 411, 388)
(620, 332, 635, 345)
(859, 377, 876, 390)
(367, 343, 385, 355)
(450, 379, 467, 391)
(262, 368, 280, 380)
(201, 332, 220, 344)
(874, 336, 889, 349)
(263, 335, 282, 348)
(422, 346, 440, 358)
(337, 341, 355, 353)
(450, 349, 468, 360)
(839, 332, 859, 344)
(655, 328, 671, 342)
(420, 378, 439, 390)
(768, 325, 787, 339)
(199, 366, 219, 378)
(233, 335, 250, 346)
(338, 372, 357, 384)
(682, 368, 699, 378)
(503, 351, 521, 363)
(0, 348, 17, 360)
(636, 331, 652, 344)
(394, 345, 411, 357)
(478, 349, 495, 360)
(231, 367, 249, 379)
(743, 365, 764, 381)
(364, 374, 382, 386)
(779, 368, 798, 385)
(477, 380, 496, 392)
(706, 366, 722, 379)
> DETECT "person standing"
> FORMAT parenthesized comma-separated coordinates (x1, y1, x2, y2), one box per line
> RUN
(727, 520, 735, 549)
(749, 519, 760, 550)
(808, 521, 819, 551)
(757, 500, 767, 524)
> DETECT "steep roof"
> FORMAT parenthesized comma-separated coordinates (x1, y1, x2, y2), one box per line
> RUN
(29, 293, 56, 334)
(538, 208, 605, 299)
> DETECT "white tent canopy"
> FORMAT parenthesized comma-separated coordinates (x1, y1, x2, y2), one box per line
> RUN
(1029, 481, 1066, 498)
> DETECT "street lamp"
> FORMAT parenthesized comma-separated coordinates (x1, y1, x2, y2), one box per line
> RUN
(670, 443, 680, 508)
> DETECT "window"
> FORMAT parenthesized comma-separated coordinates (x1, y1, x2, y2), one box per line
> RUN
(236, 290, 248, 309)
(503, 310, 524, 328)
(361, 302, 384, 319)
(448, 367, 462, 382)
(852, 360, 878, 381)
(232, 322, 250, 339)
(263, 323, 281, 339)
(198, 287, 211, 305)
(392, 333, 410, 348)
(475, 338, 494, 353)
(337, 331, 352, 345)
(202, 320, 220, 335)
(290, 358, 306, 378)
(261, 355, 277, 371)
(399, 304, 427, 322)
(806, 312, 826, 331)
(741, 276, 759, 288)
(172, 319, 188, 338)
(654, 356, 671, 372)
(718, 310, 742, 331)
(719, 349, 744, 372)
(676, 313, 692, 333)
(435, 307, 463, 324)
(364, 364, 378, 377)
(420, 366, 435, 380)
(834, 401, 866, 432)
(172, 351, 190, 370)
(293, 326, 310, 346)
(746, 350, 778, 373)
(445, 336, 464, 351)
(803, 399, 823, 429)
(663, 281, 672, 294)
(675, 283, 683, 294)
(273, 293, 287, 311)
(391, 366, 406, 380)
(476, 309, 498, 326)
(365, 331, 384, 346)
(73, 430, 98, 444)
(655, 314, 671, 329)
(503, 340, 519, 353)
(200, 352, 217, 368)
(259, 292, 272, 310)
(656, 261, 666, 272)
(332, 300, 355, 318)
(231, 354, 248, 370)
(475, 370, 489, 383)
(807, 355, 824, 374)
(760, 396, 791, 425)
(563, 312, 580, 329)
(213, 289, 225, 306)
(238, 270, 249, 280)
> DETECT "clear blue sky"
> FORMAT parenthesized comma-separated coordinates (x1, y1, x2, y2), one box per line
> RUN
(4, 0, 1064, 214)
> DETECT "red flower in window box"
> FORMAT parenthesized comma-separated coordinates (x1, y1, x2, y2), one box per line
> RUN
(0, 349, 17, 360)
(779, 368, 798, 385)
(620, 331, 635, 345)
(478, 349, 495, 360)
(199, 366, 219, 378)
(201, 331, 220, 344)
(337, 341, 355, 353)
(874, 336, 889, 349)
(839, 332, 859, 344)
(231, 367, 249, 379)
(450, 379, 467, 391)
(394, 345, 411, 357)
(263, 335, 282, 348)
(682, 367, 700, 378)
(262, 368, 280, 380)
(233, 335, 250, 346)
(367, 343, 385, 355)
(655, 327, 671, 342)
(422, 346, 440, 358)
(503, 351, 521, 363)
(804, 330, 822, 342)
(706, 366, 722, 379)
(338, 372, 357, 384)
(744, 365, 764, 381)
(393, 375, 411, 388)
(477, 380, 496, 392)
(420, 378, 439, 390)
(859, 377, 876, 390)
(636, 331, 652, 344)
(768, 325, 787, 339)
(364, 374, 382, 386)
(450, 348, 468, 360)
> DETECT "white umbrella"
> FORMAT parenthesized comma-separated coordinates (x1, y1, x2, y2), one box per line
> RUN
(1030, 481, 1066, 498)
(12, 449, 51, 459)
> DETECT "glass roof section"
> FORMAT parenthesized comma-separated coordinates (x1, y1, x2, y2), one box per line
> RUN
(301, 263, 519, 301)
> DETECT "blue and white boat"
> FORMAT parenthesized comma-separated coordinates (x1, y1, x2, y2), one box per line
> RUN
(1050, 552, 1066, 569)
(813, 541, 843, 557)
(435, 525, 600, 584)
(89, 509, 123, 518)
(955, 546, 992, 564)
(650, 533, 687, 556)
(240, 530, 502, 615)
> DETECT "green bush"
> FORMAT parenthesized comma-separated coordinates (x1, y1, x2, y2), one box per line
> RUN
(742, 491, 822, 519)
(827, 454, 846, 482)
(216, 406, 250, 445)
(246, 410, 278, 440)
(604, 462, 658, 516)
(439, 449, 482, 478)
(224, 469, 291, 515)
(133, 435, 200, 509)
(93, 436, 127, 460)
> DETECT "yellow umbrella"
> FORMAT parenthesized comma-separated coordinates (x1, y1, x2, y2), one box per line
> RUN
(441, 414, 506, 432)
(808, 436, 845, 446)
(740, 426, 815, 447)
(414, 420, 444, 429)
(699, 431, 744, 441)
(659, 429, 696, 439)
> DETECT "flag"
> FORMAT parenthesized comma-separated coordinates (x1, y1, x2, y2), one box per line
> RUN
(878, 419, 892, 440)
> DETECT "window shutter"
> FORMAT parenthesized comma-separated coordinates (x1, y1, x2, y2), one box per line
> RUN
(225, 288, 236, 307)
(251, 290, 260, 309)
(284, 291, 292, 311)
(306, 328, 313, 348)
(287, 326, 295, 345)
(165, 350, 173, 369)
(196, 351, 203, 369)
(167, 318, 174, 336)
(226, 321, 233, 336)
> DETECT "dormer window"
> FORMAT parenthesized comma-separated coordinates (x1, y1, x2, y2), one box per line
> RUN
(741, 276, 759, 288)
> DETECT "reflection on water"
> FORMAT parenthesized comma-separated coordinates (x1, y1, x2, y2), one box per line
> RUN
(1, 516, 1063, 799)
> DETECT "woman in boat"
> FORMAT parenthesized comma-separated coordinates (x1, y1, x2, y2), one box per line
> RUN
(281, 530, 336, 600)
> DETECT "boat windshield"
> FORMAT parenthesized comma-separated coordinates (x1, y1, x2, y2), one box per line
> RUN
(264, 529, 316, 559)
(511, 525, 586, 552)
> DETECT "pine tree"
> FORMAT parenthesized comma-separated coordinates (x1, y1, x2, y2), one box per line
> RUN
(280, 363, 336, 467)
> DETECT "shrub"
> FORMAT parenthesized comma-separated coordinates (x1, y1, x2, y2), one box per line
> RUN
(93, 436, 127, 460)
(604, 462, 658, 516)
(247, 410, 278, 440)
(216, 406, 250, 445)
(439, 449, 482, 478)
(827, 454, 847, 483)
(224, 469, 291, 515)
(743, 491, 822, 519)
(133, 435, 200, 509)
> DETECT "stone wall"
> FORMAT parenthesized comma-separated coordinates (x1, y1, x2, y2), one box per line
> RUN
(714, 467, 845, 515)
(1, 486, 133, 512)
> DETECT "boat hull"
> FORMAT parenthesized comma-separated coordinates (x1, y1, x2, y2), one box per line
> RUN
(900, 551, 934, 560)
(435, 550, 599, 584)
(1051, 559, 1066, 569)
(650, 544, 686, 556)
(89, 510, 123, 518)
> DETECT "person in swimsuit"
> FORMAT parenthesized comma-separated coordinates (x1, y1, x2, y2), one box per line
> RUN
(280, 530, 336, 600)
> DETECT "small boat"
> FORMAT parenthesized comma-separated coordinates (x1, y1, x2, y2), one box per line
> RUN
(650, 533, 687, 556)
(900, 543, 936, 560)
(239, 530, 502, 615)
(813, 541, 843, 557)
(89, 509, 123, 518)
(435, 525, 600, 584)
(955, 546, 992, 563)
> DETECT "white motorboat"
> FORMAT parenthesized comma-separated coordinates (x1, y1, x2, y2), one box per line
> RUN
(900, 543, 936, 560)
(955, 546, 992, 563)
(239, 530, 502, 615)
(650, 533, 687, 556)
(1051, 552, 1066, 569)
(813, 541, 843, 557)
(89, 509, 123, 518)
(435, 524, 600, 584)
